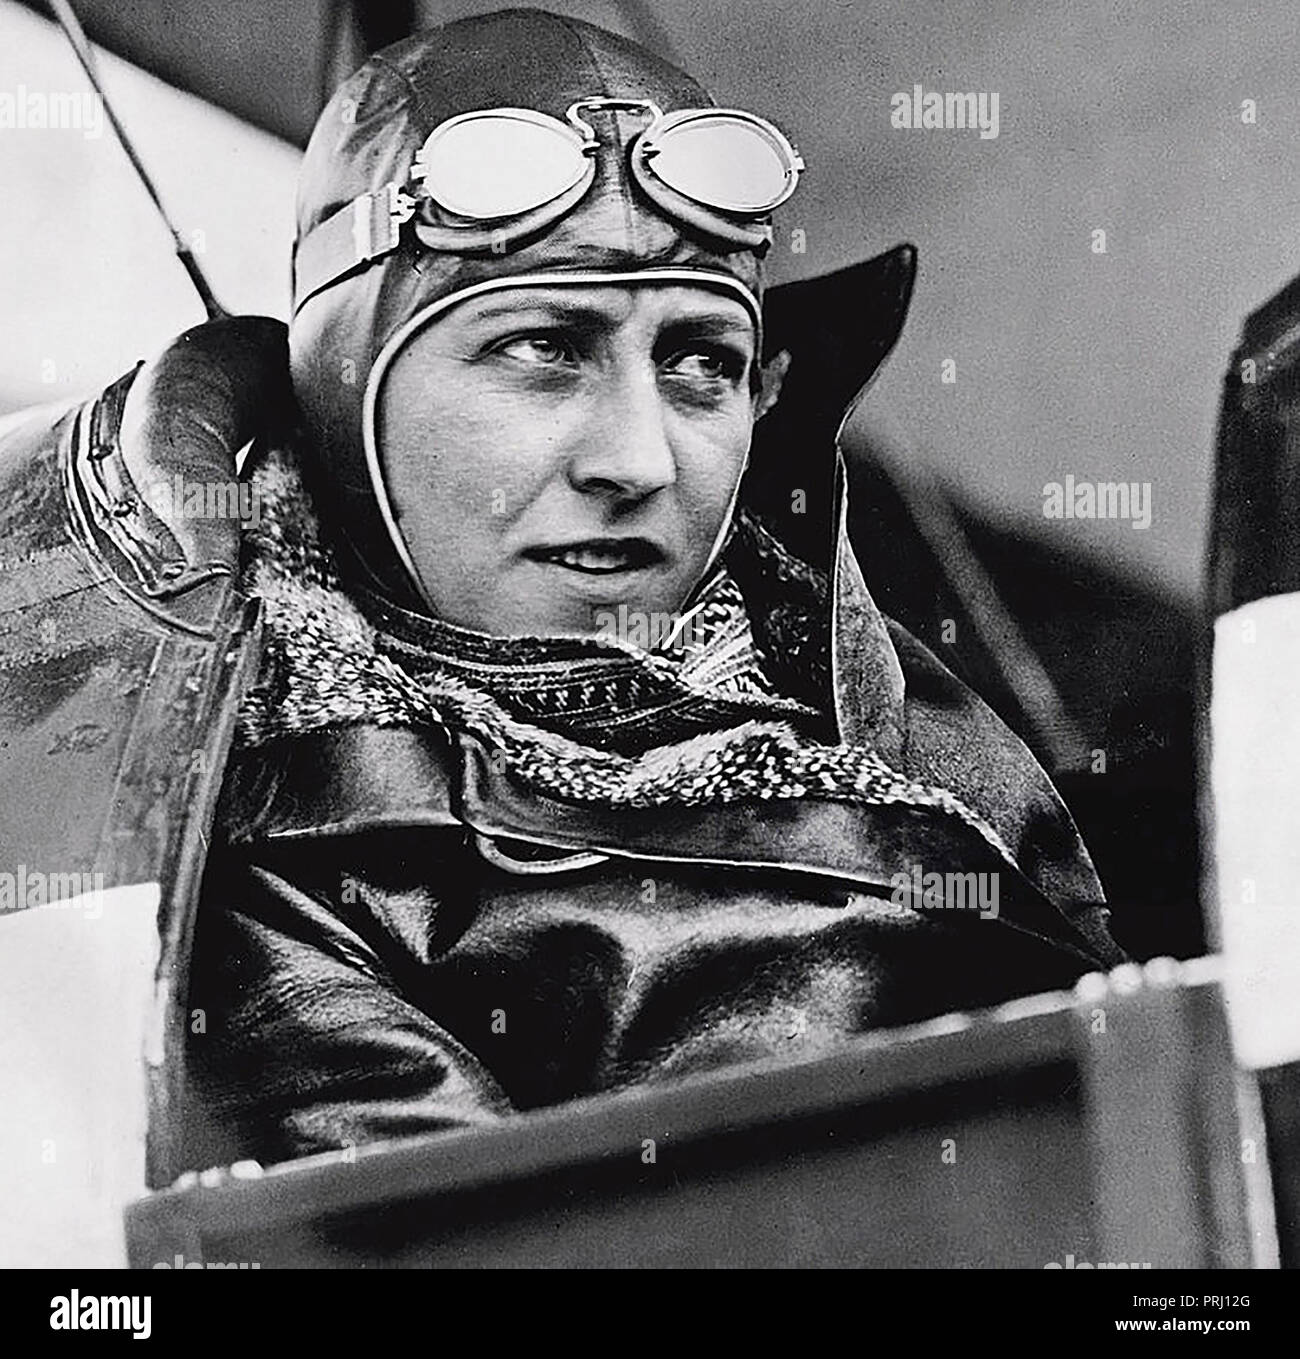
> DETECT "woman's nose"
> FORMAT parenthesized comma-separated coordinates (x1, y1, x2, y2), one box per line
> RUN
(566, 364, 677, 500)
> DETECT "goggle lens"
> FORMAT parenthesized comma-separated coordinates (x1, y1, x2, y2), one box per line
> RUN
(417, 111, 591, 220)
(644, 113, 798, 214)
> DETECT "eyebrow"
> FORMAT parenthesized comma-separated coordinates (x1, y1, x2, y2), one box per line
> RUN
(455, 292, 755, 336)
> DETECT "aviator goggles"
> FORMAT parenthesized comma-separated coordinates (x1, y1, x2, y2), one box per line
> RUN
(293, 98, 804, 312)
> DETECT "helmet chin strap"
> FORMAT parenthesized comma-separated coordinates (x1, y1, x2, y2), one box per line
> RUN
(685, 459, 749, 602)
(672, 343, 789, 637)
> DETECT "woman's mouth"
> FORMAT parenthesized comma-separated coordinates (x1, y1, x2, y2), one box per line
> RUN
(524, 538, 666, 575)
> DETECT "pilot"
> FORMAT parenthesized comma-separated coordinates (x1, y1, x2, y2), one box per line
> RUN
(158, 9, 1127, 1162)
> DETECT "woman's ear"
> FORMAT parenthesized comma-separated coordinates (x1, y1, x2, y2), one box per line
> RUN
(753, 349, 790, 422)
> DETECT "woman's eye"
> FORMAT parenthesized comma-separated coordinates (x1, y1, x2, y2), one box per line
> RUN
(496, 335, 574, 366)
(664, 347, 746, 383)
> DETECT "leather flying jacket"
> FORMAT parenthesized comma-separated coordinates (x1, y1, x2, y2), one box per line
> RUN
(0, 253, 1124, 1182)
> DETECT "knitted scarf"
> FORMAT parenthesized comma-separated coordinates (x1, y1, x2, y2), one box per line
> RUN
(234, 445, 1016, 864)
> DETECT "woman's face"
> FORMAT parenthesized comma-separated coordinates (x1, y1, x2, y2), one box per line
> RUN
(376, 283, 760, 638)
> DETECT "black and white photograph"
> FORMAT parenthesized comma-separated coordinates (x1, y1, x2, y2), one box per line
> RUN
(0, 0, 1295, 1312)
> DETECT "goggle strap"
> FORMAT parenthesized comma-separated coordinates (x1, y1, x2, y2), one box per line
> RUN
(294, 184, 413, 313)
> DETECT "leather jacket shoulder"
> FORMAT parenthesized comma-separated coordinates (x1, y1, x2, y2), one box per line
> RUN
(0, 323, 283, 1185)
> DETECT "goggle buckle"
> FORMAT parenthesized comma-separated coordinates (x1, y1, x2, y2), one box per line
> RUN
(351, 182, 417, 265)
